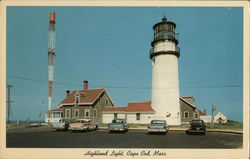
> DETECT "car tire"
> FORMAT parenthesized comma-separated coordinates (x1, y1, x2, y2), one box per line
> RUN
(186, 131, 189, 135)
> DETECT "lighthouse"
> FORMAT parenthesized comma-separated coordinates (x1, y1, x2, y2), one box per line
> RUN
(150, 17, 181, 125)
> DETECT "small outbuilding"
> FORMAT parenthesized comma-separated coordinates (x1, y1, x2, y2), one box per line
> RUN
(214, 112, 227, 123)
(102, 101, 155, 124)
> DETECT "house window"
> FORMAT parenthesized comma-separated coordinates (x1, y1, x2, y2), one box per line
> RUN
(75, 109, 79, 118)
(194, 113, 198, 119)
(114, 113, 117, 119)
(65, 109, 71, 119)
(75, 96, 80, 103)
(105, 99, 108, 106)
(93, 109, 97, 117)
(136, 113, 140, 120)
(184, 111, 189, 118)
(85, 109, 90, 118)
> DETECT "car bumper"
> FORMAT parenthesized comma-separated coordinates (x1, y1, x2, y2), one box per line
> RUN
(68, 127, 87, 131)
(188, 129, 206, 133)
(109, 128, 126, 131)
(148, 128, 167, 133)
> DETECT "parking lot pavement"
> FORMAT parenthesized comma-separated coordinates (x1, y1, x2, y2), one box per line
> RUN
(6, 127, 243, 148)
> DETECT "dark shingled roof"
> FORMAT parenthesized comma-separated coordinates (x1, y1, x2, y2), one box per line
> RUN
(60, 89, 105, 105)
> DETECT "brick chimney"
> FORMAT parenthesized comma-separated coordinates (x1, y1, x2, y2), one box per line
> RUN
(66, 90, 70, 97)
(204, 109, 206, 115)
(83, 80, 88, 90)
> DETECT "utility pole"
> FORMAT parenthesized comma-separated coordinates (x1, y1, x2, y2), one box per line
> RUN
(7, 85, 13, 124)
(210, 105, 217, 129)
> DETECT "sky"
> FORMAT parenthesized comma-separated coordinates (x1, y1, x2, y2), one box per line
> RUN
(6, 6, 243, 122)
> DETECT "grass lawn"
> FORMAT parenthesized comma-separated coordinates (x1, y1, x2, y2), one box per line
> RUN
(207, 122, 243, 131)
(6, 124, 29, 131)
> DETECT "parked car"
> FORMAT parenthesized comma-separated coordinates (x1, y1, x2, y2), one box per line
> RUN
(108, 118, 128, 133)
(68, 119, 98, 132)
(147, 120, 168, 134)
(186, 119, 206, 135)
(51, 119, 74, 131)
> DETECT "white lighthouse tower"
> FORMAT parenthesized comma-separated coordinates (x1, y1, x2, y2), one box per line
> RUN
(150, 17, 181, 125)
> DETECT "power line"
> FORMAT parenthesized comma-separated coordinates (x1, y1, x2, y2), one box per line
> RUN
(7, 75, 242, 89)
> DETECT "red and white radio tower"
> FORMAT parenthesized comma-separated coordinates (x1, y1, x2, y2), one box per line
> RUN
(48, 12, 56, 111)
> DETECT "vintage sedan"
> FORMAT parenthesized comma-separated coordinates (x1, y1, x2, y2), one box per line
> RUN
(186, 119, 206, 135)
(51, 119, 74, 131)
(147, 120, 168, 134)
(108, 118, 128, 133)
(68, 119, 98, 132)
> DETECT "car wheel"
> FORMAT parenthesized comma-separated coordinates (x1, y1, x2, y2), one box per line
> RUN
(186, 131, 189, 135)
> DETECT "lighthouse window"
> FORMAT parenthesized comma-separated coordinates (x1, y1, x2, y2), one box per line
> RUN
(162, 24, 168, 30)
(159, 25, 163, 31)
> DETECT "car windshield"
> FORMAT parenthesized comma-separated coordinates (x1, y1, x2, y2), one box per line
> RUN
(191, 120, 203, 124)
(151, 120, 166, 124)
(113, 119, 125, 123)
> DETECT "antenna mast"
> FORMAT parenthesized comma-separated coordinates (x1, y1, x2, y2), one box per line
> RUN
(48, 12, 56, 111)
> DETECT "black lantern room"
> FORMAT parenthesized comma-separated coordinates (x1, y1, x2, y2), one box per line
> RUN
(150, 17, 180, 59)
